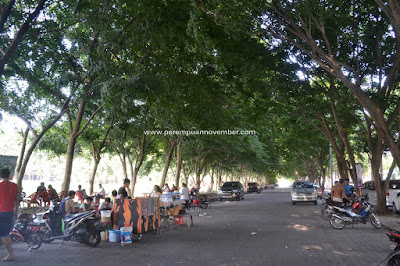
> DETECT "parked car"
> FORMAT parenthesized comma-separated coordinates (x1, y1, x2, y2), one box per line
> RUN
(218, 182, 245, 201)
(291, 181, 317, 205)
(313, 185, 323, 199)
(362, 180, 389, 207)
(388, 180, 400, 212)
(247, 182, 261, 193)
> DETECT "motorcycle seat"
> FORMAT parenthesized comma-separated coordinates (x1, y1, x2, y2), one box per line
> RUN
(64, 211, 94, 223)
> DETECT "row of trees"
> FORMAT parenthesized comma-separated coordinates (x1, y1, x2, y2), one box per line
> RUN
(1, 0, 399, 214)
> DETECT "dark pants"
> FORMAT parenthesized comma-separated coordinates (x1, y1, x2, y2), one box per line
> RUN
(0, 212, 14, 237)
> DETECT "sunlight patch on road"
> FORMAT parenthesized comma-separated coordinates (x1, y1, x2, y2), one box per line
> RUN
(333, 250, 349, 256)
(288, 224, 309, 231)
(302, 245, 322, 251)
(290, 214, 300, 218)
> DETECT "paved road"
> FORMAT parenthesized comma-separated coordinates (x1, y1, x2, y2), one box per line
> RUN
(2, 190, 390, 265)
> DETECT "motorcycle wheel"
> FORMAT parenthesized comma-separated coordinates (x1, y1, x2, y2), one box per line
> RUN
(329, 216, 346, 229)
(42, 229, 54, 243)
(85, 230, 101, 247)
(388, 255, 400, 266)
(370, 213, 382, 229)
(27, 233, 42, 250)
(321, 206, 332, 219)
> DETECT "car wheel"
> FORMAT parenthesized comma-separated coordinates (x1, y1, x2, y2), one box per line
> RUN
(292, 201, 295, 205)
(313, 201, 317, 205)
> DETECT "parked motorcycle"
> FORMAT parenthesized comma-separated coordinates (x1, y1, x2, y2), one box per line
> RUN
(321, 194, 353, 219)
(188, 192, 208, 209)
(10, 213, 45, 251)
(380, 229, 400, 266)
(329, 194, 381, 229)
(321, 194, 334, 219)
(42, 200, 105, 247)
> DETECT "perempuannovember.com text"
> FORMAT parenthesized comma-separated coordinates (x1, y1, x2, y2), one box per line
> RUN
(144, 130, 257, 136)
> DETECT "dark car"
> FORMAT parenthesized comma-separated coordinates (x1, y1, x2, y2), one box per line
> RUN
(218, 182, 245, 201)
(247, 182, 261, 193)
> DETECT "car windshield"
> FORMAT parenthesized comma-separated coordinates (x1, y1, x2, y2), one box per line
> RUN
(222, 182, 239, 188)
(293, 182, 314, 189)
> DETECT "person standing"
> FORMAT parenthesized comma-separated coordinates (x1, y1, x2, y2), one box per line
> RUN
(331, 179, 352, 203)
(0, 168, 19, 261)
(180, 183, 190, 208)
(117, 178, 131, 199)
(343, 179, 354, 197)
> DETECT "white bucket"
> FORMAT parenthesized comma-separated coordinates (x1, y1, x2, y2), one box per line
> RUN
(100, 210, 111, 224)
(100, 230, 109, 241)
(109, 230, 121, 242)
(120, 227, 133, 244)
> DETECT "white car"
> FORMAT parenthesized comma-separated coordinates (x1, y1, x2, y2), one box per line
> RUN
(291, 181, 318, 205)
(388, 180, 400, 213)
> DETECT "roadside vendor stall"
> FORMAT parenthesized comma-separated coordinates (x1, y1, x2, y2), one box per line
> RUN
(112, 197, 160, 235)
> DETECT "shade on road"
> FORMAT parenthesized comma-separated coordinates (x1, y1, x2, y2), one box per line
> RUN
(5, 189, 388, 265)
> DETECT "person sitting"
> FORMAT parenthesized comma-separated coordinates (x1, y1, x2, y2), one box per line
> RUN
(163, 183, 170, 193)
(64, 191, 78, 216)
(47, 185, 58, 200)
(36, 182, 46, 193)
(77, 185, 87, 197)
(190, 184, 200, 194)
(99, 197, 113, 211)
(170, 185, 177, 192)
(93, 184, 106, 202)
(150, 185, 162, 198)
(80, 197, 94, 212)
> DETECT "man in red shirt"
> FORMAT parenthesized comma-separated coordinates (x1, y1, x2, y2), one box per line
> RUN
(0, 168, 19, 261)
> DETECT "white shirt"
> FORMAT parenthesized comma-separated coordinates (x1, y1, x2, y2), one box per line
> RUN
(180, 187, 190, 201)
(100, 187, 106, 197)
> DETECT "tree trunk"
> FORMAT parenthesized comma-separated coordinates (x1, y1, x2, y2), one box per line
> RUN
(195, 165, 201, 185)
(210, 166, 215, 192)
(370, 139, 386, 214)
(88, 117, 114, 195)
(174, 141, 182, 187)
(160, 139, 177, 188)
(329, 84, 358, 184)
(15, 128, 29, 176)
(17, 139, 39, 190)
(61, 99, 87, 192)
(89, 156, 100, 195)
(17, 106, 69, 191)
(131, 129, 147, 197)
(127, 155, 134, 197)
(61, 135, 78, 192)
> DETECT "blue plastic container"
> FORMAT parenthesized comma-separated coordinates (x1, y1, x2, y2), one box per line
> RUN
(109, 230, 121, 242)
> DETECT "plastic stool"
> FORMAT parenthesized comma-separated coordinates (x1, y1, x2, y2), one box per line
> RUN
(173, 216, 184, 225)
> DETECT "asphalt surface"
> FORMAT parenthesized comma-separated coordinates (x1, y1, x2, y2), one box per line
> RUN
(1, 189, 390, 266)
